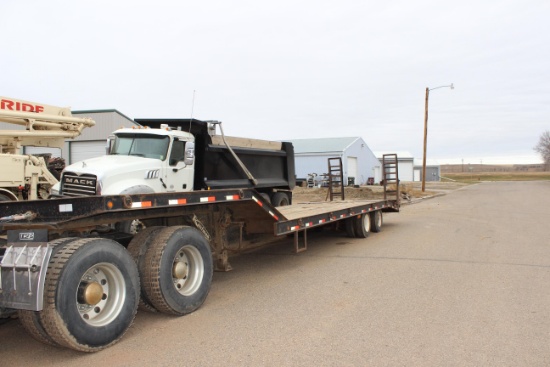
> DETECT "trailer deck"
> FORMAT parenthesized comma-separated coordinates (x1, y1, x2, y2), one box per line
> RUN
(0, 189, 398, 235)
(275, 199, 399, 234)
(0, 188, 400, 352)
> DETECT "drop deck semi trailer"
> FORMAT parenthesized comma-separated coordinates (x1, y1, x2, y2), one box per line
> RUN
(0, 128, 400, 352)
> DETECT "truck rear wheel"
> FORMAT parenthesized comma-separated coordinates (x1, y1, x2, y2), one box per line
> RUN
(40, 238, 139, 352)
(370, 211, 383, 232)
(127, 226, 165, 313)
(18, 238, 79, 347)
(272, 192, 290, 207)
(141, 226, 213, 316)
(353, 214, 371, 238)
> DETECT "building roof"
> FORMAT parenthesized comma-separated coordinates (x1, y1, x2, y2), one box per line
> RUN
(374, 151, 414, 160)
(73, 109, 135, 124)
(414, 158, 440, 166)
(288, 137, 360, 154)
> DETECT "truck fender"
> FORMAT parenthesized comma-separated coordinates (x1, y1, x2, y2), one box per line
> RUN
(101, 181, 156, 196)
(119, 185, 156, 195)
(115, 185, 155, 234)
(0, 188, 18, 201)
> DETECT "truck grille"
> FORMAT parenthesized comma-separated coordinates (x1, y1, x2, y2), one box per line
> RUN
(61, 172, 97, 196)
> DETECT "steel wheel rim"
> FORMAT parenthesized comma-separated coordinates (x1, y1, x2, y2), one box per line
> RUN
(364, 214, 371, 232)
(76, 262, 126, 326)
(172, 245, 204, 296)
(376, 212, 382, 228)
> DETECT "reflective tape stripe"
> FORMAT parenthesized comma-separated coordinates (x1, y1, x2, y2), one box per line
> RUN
(252, 196, 263, 207)
(169, 199, 187, 205)
(132, 201, 152, 208)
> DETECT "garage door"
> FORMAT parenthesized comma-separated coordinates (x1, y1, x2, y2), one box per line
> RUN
(414, 169, 421, 181)
(69, 141, 107, 164)
(347, 156, 358, 184)
(24, 146, 62, 157)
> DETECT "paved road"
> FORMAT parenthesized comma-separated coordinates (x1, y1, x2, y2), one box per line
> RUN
(1, 181, 549, 366)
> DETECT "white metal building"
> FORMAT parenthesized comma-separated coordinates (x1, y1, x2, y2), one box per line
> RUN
(289, 137, 382, 186)
(413, 158, 441, 182)
(374, 151, 415, 182)
(66, 110, 137, 163)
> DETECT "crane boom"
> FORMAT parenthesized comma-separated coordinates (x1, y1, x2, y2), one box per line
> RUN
(0, 96, 96, 200)
(0, 96, 95, 152)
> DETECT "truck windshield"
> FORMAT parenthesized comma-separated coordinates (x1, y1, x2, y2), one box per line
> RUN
(110, 134, 170, 160)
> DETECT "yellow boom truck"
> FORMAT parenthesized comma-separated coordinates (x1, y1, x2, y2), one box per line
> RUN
(0, 96, 95, 201)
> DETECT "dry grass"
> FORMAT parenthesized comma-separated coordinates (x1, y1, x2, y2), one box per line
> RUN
(292, 184, 439, 203)
(291, 174, 548, 203)
(292, 186, 379, 202)
(444, 171, 550, 183)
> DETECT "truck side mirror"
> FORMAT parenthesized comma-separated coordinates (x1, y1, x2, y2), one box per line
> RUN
(184, 141, 195, 165)
(106, 135, 115, 155)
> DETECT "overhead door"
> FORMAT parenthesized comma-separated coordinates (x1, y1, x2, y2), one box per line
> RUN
(347, 156, 358, 185)
(414, 169, 421, 181)
(69, 140, 106, 164)
(23, 146, 62, 157)
(426, 167, 440, 181)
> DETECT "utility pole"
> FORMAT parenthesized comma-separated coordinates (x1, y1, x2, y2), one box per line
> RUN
(422, 84, 454, 192)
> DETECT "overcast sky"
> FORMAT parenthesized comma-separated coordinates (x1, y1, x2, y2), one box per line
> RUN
(2, 0, 549, 164)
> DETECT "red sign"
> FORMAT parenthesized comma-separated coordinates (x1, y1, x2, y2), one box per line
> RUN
(0, 98, 45, 113)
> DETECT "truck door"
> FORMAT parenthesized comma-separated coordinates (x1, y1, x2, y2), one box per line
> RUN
(163, 138, 195, 192)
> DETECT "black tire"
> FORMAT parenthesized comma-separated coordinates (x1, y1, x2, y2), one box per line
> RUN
(344, 218, 356, 238)
(272, 192, 290, 207)
(40, 238, 140, 352)
(370, 211, 383, 233)
(18, 237, 79, 347)
(0, 192, 15, 202)
(18, 311, 57, 347)
(127, 226, 165, 313)
(353, 214, 371, 238)
(141, 226, 213, 316)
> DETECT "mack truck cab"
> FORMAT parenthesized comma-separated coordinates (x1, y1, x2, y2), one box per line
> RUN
(60, 124, 195, 197)
(58, 119, 295, 209)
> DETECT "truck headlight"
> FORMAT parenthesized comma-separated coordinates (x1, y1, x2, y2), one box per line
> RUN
(50, 182, 60, 197)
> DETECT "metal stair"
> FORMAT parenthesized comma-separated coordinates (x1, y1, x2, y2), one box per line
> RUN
(382, 154, 400, 201)
(327, 157, 345, 201)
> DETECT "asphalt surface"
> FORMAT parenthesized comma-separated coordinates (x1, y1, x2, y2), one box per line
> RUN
(1, 181, 549, 366)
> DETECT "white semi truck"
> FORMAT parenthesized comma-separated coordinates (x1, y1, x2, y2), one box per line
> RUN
(0, 96, 95, 201)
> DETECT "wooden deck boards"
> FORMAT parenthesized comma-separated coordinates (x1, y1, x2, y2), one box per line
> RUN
(278, 200, 381, 221)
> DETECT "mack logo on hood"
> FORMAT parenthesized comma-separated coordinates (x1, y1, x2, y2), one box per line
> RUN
(65, 178, 95, 186)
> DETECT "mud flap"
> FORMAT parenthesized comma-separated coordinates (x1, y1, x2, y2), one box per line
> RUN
(0, 229, 51, 311)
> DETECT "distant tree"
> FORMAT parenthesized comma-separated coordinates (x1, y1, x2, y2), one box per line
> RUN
(534, 130, 550, 171)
